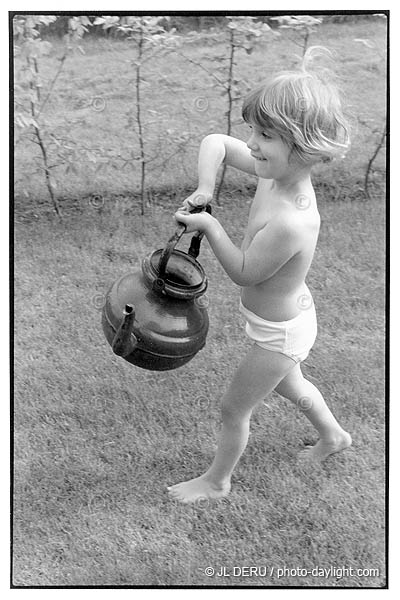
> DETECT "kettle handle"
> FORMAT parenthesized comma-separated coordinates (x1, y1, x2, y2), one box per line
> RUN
(157, 205, 212, 279)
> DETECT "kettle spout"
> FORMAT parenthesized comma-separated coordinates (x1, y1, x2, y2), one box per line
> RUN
(112, 304, 138, 357)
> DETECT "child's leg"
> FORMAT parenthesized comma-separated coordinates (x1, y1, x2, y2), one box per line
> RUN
(274, 363, 352, 461)
(167, 344, 295, 503)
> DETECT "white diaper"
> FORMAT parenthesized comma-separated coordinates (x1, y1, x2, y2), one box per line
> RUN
(239, 300, 317, 363)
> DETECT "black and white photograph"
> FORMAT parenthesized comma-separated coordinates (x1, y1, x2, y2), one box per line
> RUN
(11, 6, 388, 589)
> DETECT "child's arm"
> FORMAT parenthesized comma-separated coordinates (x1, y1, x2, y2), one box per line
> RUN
(183, 134, 256, 208)
(175, 210, 302, 286)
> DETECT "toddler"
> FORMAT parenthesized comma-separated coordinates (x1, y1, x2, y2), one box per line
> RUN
(167, 48, 352, 503)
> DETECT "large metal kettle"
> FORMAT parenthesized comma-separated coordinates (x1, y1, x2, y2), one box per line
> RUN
(102, 207, 210, 370)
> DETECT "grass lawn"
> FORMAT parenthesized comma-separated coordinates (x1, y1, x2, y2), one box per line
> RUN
(13, 16, 387, 587)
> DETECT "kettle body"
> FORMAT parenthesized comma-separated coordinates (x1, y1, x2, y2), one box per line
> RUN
(102, 221, 210, 371)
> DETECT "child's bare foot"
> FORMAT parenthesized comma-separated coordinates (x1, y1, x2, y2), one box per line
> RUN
(167, 475, 230, 504)
(298, 431, 352, 463)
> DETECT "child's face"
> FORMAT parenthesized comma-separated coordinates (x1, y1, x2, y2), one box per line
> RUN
(246, 123, 295, 181)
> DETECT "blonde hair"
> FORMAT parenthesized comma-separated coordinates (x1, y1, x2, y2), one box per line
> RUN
(242, 47, 350, 164)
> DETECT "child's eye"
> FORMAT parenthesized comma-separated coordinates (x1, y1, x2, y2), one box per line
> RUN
(262, 132, 272, 139)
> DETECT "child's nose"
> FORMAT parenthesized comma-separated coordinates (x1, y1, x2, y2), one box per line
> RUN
(247, 133, 258, 151)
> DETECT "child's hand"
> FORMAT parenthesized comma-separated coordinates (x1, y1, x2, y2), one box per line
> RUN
(174, 207, 214, 234)
(180, 191, 212, 212)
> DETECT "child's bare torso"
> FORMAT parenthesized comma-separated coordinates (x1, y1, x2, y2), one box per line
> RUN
(240, 178, 320, 321)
